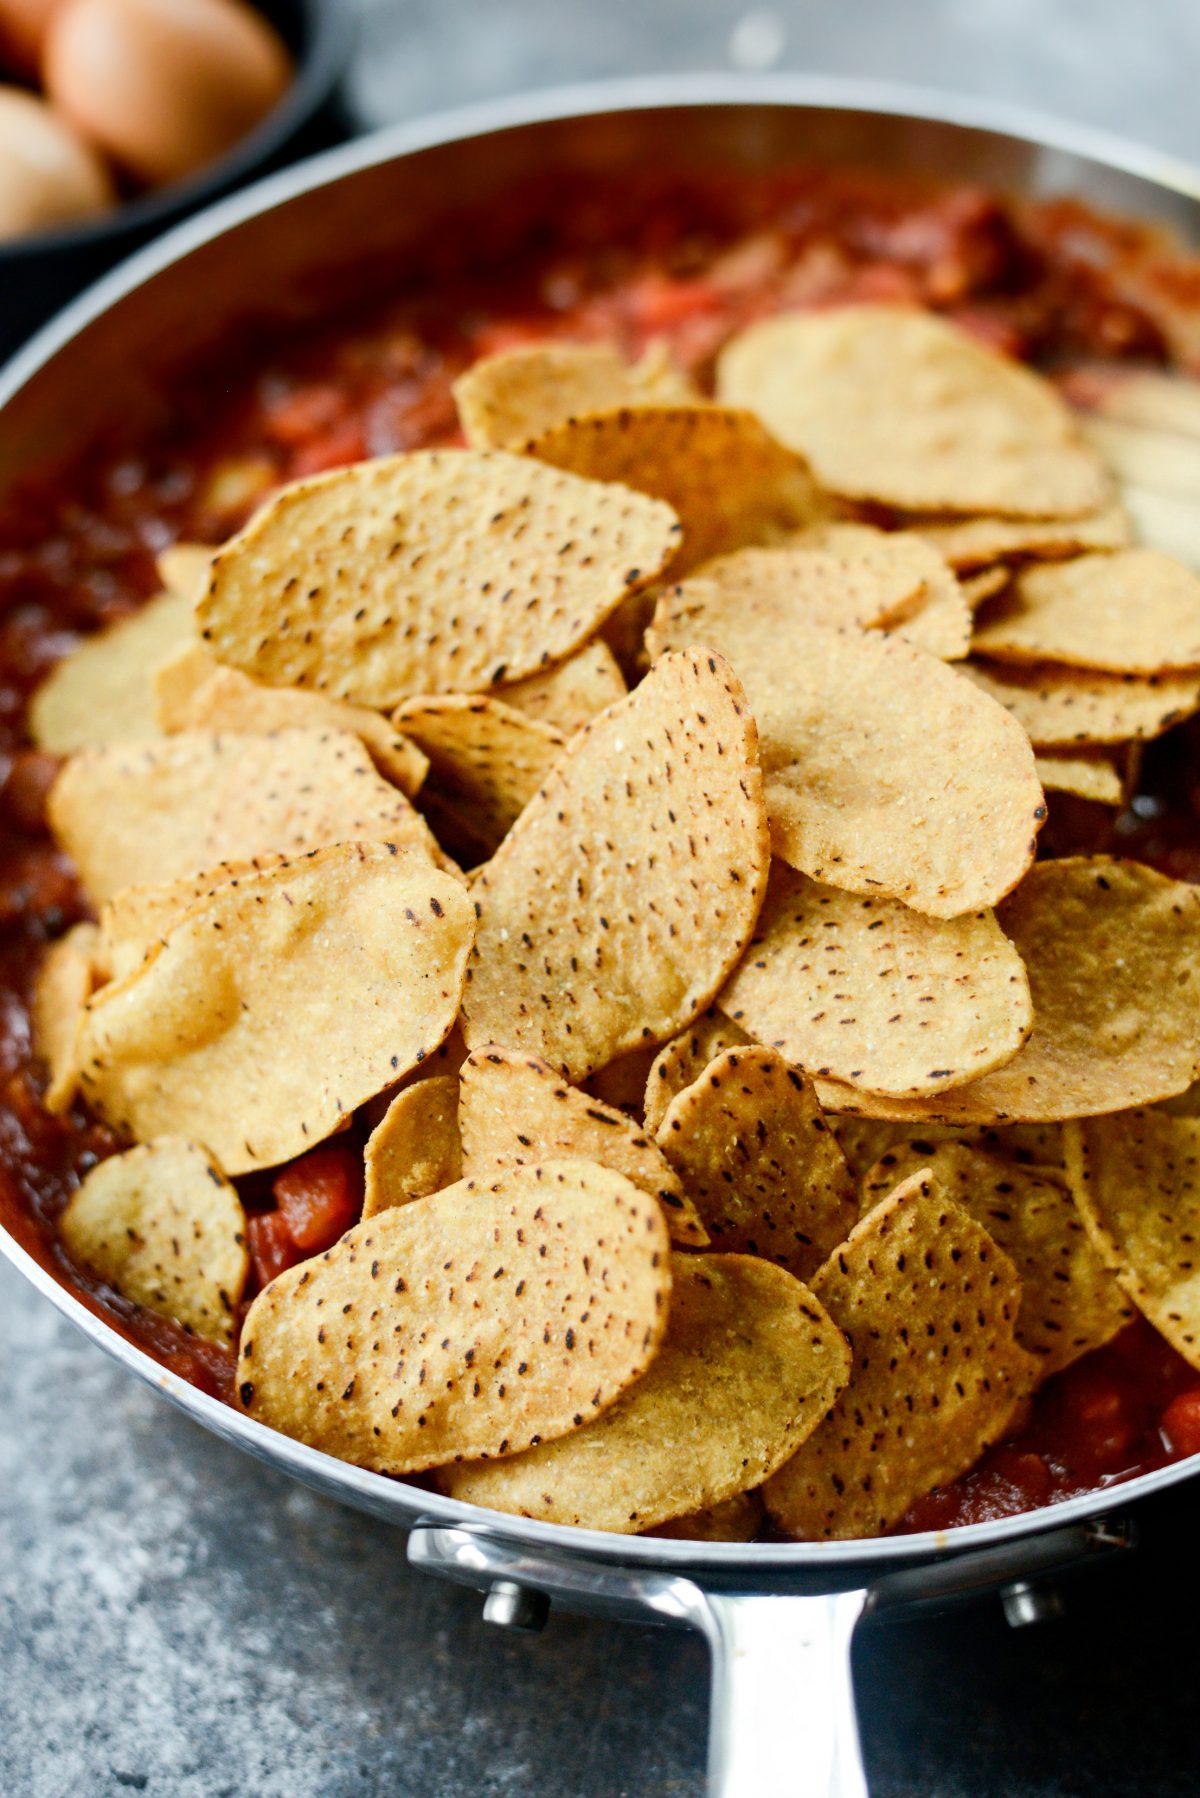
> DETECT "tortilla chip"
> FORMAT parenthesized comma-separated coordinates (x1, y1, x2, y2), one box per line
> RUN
(237, 1157, 672, 1473)
(960, 567, 1012, 608)
(972, 549, 1200, 673)
(197, 449, 680, 707)
(818, 858, 1200, 1124)
(655, 1046, 857, 1279)
(157, 541, 214, 601)
(913, 506, 1131, 570)
(718, 305, 1109, 517)
(524, 404, 822, 578)
(29, 588, 194, 754)
(962, 657, 1200, 747)
(783, 522, 972, 659)
(391, 695, 565, 856)
(648, 621, 1042, 918)
(458, 1044, 707, 1247)
(499, 640, 627, 734)
(1035, 752, 1124, 806)
(861, 1141, 1130, 1375)
(439, 1253, 850, 1532)
(1069, 367, 1200, 441)
(33, 922, 103, 1113)
(48, 727, 442, 905)
(763, 1170, 1038, 1539)
(76, 842, 474, 1174)
(96, 859, 286, 981)
(155, 643, 428, 797)
(650, 1490, 765, 1542)
(462, 648, 770, 1079)
(59, 1137, 247, 1345)
(719, 864, 1032, 1096)
(1065, 1111, 1200, 1369)
(362, 1074, 462, 1218)
(454, 341, 695, 448)
(831, 1116, 1068, 1180)
(644, 1009, 752, 1135)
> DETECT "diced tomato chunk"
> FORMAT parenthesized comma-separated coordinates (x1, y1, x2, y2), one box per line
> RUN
(1162, 1389, 1200, 1457)
(272, 1143, 362, 1253)
(1063, 1365, 1139, 1470)
(247, 1210, 303, 1288)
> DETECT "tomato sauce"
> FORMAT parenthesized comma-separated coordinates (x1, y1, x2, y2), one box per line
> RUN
(2, 164, 1200, 1534)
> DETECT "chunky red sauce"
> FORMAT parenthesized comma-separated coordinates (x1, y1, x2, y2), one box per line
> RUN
(2, 165, 1200, 1536)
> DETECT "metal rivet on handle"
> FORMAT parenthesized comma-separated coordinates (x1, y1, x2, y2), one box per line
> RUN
(482, 1579, 550, 1633)
(1000, 1579, 1066, 1629)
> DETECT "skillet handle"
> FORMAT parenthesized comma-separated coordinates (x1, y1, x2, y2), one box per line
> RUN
(692, 1588, 870, 1798)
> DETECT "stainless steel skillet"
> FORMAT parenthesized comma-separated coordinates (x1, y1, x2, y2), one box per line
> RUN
(2, 73, 1198, 1798)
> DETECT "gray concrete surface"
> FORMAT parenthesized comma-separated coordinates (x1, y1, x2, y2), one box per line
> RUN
(5, 3, 1200, 1793)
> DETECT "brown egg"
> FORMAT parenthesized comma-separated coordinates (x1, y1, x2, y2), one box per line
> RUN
(44, 0, 291, 188)
(0, 0, 64, 76)
(0, 85, 114, 241)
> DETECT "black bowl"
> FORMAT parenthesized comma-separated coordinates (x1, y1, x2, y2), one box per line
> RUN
(0, 0, 356, 357)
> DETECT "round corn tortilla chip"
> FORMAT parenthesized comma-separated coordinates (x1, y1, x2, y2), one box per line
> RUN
(643, 1009, 751, 1136)
(453, 341, 694, 448)
(819, 858, 1200, 1124)
(717, 304, 1110, 517)
(971, 548, 1200, 674)
(1065, 1111, 1200, 1370)
(655, 1046, 858, 1280)
(33, 922, 103, 1114)
(96, 859, 287, 982)
(59, 1138, 247, 1346)
(197, 449, 681, 707)
(860, 1140, 1131, 1377)
(829, 1116, 1068, 1181)
(155, 643, 428, 797)
(362, 1074, 463, 1219)
(647, 621, 1044, 918)
(524, 404, 823, 578)
(912, 505, 1131, 571)
(719, 865, 1032, 1096)
(391, 694, 565, 858)
(76, 843, 474, 1174)
(458, 1044, 707, 1247)
(498, 639, 627, 735)
(462, 648, 770, 1080)
(1035, 752, 1124, 807)
(963, 656, 1200, 747)
(763, 1170, 1039, 1540)
(29, 587, 194, 754)
(237, 1157, 672, 1474)
(48, 727, 443, 906)
(438, 1253, 851, 1533)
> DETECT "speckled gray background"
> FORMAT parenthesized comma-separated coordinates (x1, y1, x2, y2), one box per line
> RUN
(6, 3, 1200, 1794)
